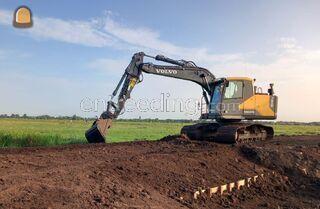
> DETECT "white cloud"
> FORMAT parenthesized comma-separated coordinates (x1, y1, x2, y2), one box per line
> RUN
(28, 17, 117, 47)
(103, 15, 182, 55)
(102, 13, 245, 63)
(0, 9, 116, 47)
(0, 8, 242, 62)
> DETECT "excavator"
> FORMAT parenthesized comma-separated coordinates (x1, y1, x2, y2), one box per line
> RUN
(85, 52, 278, 144)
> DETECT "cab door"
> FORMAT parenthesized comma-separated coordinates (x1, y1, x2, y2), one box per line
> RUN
(221, 80, 244, 119)
(209, 83, 223, 116)
(241, 80, 256, 117)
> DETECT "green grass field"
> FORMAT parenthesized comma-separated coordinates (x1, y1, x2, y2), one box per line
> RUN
(0, 118, 319, 148)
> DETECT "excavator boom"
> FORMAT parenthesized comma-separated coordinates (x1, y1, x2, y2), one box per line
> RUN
(86, 52, 216, 143)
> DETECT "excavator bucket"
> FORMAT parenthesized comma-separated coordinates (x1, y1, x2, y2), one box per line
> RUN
(85, 119, 113, 143)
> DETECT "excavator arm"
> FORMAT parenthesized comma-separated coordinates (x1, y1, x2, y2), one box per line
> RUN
(85, 52, 216, 143)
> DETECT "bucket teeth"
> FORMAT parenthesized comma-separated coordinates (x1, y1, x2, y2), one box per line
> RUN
(85, 119, 113, 143)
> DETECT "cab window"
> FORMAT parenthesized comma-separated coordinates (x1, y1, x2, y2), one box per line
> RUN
(224, 81, 243, 99)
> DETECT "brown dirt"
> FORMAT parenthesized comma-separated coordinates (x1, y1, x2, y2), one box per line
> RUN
(0, 135, 319, 209)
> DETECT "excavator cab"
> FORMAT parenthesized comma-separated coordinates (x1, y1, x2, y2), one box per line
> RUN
(207, 77, 277, 121)
(183, 77, 277, 143)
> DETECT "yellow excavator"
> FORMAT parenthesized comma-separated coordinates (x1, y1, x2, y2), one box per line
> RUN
(85, 52, 278, 143)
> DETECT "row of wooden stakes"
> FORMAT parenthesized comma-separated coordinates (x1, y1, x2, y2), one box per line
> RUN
(193, 172, 274, 199)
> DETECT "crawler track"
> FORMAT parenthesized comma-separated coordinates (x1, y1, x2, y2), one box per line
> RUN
(181, 122, 274, 143)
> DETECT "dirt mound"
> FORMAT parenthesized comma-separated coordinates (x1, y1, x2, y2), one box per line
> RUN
(0, 135, 319, 209)
(240, 135, 320, 208)
(241, 136, 320, 180)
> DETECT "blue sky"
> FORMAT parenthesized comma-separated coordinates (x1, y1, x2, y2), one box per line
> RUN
(0, 0, 320, 121)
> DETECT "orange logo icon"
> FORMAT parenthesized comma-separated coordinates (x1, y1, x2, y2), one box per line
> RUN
(13, 6, 33, 28)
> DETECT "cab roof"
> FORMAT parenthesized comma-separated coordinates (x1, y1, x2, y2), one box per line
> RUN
(226, 77, 253, 82)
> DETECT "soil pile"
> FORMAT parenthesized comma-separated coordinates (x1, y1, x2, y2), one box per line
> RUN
(0, 135, 319, 209)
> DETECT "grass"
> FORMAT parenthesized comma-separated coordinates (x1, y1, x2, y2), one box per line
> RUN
(0, 118, 319, 148)
(0, 118, 190, 147)
(273, 124, 320, 136)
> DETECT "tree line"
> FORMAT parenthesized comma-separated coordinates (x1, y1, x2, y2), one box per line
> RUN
(0, 114, 319, 125)
(0, 114, 84, 120)
(0, 114, 194, 123)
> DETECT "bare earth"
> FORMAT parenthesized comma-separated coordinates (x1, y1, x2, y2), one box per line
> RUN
(0, 135, 319, 209)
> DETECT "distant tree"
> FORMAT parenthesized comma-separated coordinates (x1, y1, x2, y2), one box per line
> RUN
(0, 114, 8, 118)
(10, 114, 20, 118)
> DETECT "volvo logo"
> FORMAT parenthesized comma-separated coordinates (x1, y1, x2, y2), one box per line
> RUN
(155, 69, 178, 74)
